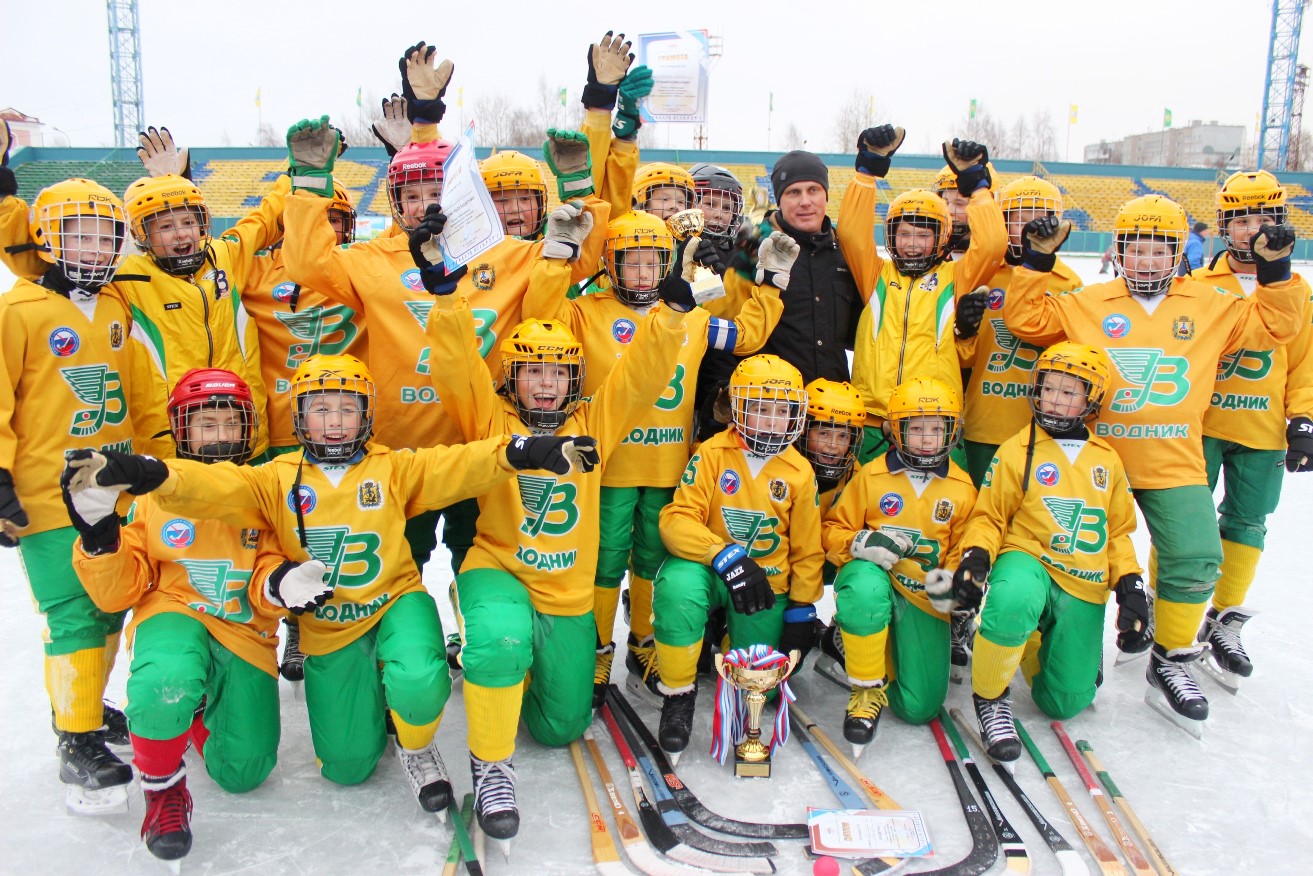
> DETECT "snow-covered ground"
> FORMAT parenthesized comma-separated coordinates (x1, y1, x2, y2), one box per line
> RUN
(2, 255, 1311, 875)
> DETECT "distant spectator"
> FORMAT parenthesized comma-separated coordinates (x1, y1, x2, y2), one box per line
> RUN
(1099, 243, 1115, 274)
(1179, 221, 1211, 275)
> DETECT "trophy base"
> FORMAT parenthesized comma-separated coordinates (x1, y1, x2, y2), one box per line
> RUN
(734, 756, 772, 778)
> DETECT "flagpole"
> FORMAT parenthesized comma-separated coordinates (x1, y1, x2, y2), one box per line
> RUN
(767, 92, 773, 151)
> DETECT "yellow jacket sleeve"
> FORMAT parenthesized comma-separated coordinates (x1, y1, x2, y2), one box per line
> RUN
(727, 283, 784, 355)
(1286, 288, 1313, 420)
(836, 172, 882, 304)
(787, 478, 824, 605)
(520, 255, 574, 326)
(582, 109, 638, 218)
(1001, 265, 1073, 348)
(821, 470, 869, 565)
(393, 437, 516, 517)
(1106, 462, 1141, 584)
(281, 191, 367, 312)
(425, 294, 504, 443)
(954, 189, 1008, 297)
(1222, 273, 1311, 353)
(151, 459, 279, 530)
(660, 450, 728, 564)
(0, 195, 46, 281)
(216, 174, 290, 278)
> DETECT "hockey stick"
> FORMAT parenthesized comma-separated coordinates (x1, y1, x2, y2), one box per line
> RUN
(1075, 740, 1178, 876)
(442, 795, 476, 876)
(948, 708, 1087, 876)
(446, 790, 485, 876)
(599, 703, 759, 875)
(606, 685, 809, 840)
(939, 709, 1029, 873)
(600, 699, 780, 869)
(1015, 719, 1124, 876)
(570, 738, 628, 875)
(1051, 723, 1153, 876)
(928, 717, 1000, 876)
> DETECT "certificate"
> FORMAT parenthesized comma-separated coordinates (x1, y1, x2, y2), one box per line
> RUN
(437, 124, 502, 271)
(637, 31, 710, 124)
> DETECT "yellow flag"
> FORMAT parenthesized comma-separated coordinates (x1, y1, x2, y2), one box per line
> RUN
(254, 87, 261, 108)
(1068, 104, 1078, 124)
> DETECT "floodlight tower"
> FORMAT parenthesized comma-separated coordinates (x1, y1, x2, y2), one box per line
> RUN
(1258, 0, 1308, 171)
(107, 0, 145, 148)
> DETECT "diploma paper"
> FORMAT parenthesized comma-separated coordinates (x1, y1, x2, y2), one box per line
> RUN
(437, 124, 502, 270)
(806, 808, 934, 859)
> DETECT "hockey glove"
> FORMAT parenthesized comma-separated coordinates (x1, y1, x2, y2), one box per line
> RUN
(136, 126, 191, 180)
(694, 237, 724, 274)
(954, 288, 989, 340)
(504, 435, 601, 475)
(713, 544, 775, 616)
(542, 200, 594, 261)
(855, 124, 905, 178)
(371, 95, 412, 158)
(266, 559, 333, 615)
(952, 547, 991, 611)
(399, 42, 454, 124)
(583, 31, 632, 110)
(613, 65, 653, 141)
(286, 117, 339, 198)
(778, 603, 820, 661)
(407, 204, 452, 294)
(658, 238, 700, 313)
(924, 568, 956, 614)
(62, 448, 169, 496)
(58, 463, 120, 555)
(543, 128, 595, 201)
(755, 231, 801, 291)
(1251, 223, 1296, 286)
(0, 468, 29, 548)
(1112, 572, 1152, 653)
(1286, 416, 1313, 473)
(851, 528, 914, 570)
(1020, 214, 1072, 273)
(942, 138, 992, 196)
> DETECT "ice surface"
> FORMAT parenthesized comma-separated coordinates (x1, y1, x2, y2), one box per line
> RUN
(2, 256, 1311, 874)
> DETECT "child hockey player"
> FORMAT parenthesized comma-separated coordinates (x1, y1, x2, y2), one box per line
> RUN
(818, 378, 976, 753)
(798, 379, 866, 518)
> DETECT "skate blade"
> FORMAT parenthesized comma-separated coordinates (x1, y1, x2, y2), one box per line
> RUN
(811, 654, 850, 691)
(850, 742, 867, 760)
(1200, 656, 1244, 696)
(1113, 647, 1150, 667)
(65, 783, 129, 816)
(666, 748, 683, 767)
(496, 837, 513, 861)
(623, 674, 664, 709)
(289, 680, 303, 701)
(159, 858, 183, 875)
(1143, 686, 1205, 739)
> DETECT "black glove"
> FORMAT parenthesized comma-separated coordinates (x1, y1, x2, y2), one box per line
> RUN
(658, 239, 697, 313)
(398, 42, 451, 124)
(63, 449, 169, 496)
(778, 603, 820, 661)
(504, 435, 601, 476)
(693, 236, 723, 274)
(1112, 572, 1152, 654)
(408, 204, 453, 294)
(1252, 223, 1296, 286)
(1020, 214, 1071, 273)
(855, 124, 904, 178)
(1287, 416, 1313, 473)
(0, 119, 14, 198)
(0, 468, 29, 548)
(954, 289, 989, 340)
(712, 544, 775, 616)
(58, 468, 120, 555)
(952, 547, 991, 611)
(581, 31, 631, 111)
(943, 138, 991, 196)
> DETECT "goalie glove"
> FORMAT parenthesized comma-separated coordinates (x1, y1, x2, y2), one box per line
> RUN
(504, 435, 601, 475)
(266, 560, 333, 615)
(136, 126, 191, 180)
(850, 528, 914, 570)
(286, 117, 340, 198)
(371, 94, 412, 158)
(399, 42, 454, 124)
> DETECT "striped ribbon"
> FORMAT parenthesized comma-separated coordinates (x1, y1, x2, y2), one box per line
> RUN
(709, 644, 797, 764)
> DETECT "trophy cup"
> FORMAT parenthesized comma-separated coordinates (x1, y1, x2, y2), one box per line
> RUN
(665, 209, 726, 306)
(713, 649, 801, 778)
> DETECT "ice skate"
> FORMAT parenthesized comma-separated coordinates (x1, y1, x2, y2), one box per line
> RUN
(658, 686, 697, 765)
(102, 702, 130, 747)
(445, 632, 464, 676)
(949, 610, 975, 684)
(593, 643, 615, 710)
(141, 766, 192, 865)
(1145, 643, 1208, 739)
(812, 622, 849, 691)
(843, 680, 888, 759)
(471, 754, 518, 856)
(973, 689, 1021, 763)
(397, 736, 452, 820)
(58, 728, 133, 815)
(1199, 605, 1255, 695)
(279, 617, 305, 696)
(624, 633, 663, 708)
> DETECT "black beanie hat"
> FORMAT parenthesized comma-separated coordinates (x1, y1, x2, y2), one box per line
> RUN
(771, 151, 829, 202)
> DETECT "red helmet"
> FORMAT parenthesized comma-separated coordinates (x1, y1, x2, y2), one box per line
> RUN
(167, 368, 257, 464)
(387, 139, 454, 231)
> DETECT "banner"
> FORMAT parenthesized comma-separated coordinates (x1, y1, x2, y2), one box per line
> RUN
(637, 31, 710, 124)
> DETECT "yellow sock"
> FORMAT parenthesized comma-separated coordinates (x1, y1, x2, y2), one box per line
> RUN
(464, 681, 523, 763)
(1155, 597, 1208, 651)
(839, 628, 887, 682)
(972, 635, 1025, 700)
(1214, 540, 1261, 611)
(628, 575, 655, 639)
(47, 647, 108, 733)
(102, 631, 121, 685)
(654, 640, 700, 692)
(593, 585, 621, 647)
(1147, 545, 1158, 594)
(392, 711, 441, 751)
(1019, 630, 1043, 685)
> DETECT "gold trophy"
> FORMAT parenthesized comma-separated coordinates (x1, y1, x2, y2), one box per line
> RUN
(713, 649, 800, 778)
(665, 209, 726, 306)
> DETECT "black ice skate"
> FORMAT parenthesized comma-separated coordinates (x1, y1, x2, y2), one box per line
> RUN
(973, 689, 1022, 764)
(843, 680, 888, 759)
(141, 766, 192, 863)
(58, 728, 132, 815)
(1199, 605, 1255, 694)
(1145, 643, 1209, 739)
(812, 622, 849, 691)
(624, 633, 663, 708)
(397, 737, 452, 821)
(471, 754, 518, 858)
(949, 610, 976, 685)
(102, 702, 130, 747)
(658, 686, 697, 765)
(593, 643, 615, 710)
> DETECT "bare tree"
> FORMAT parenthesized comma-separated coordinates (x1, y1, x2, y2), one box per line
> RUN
(1028, 109, 1058, 161)
(334, 89, 390, 151)
(251, 123, 280, 147)
(783, 122, 807, 151)
(471, 93, 538, 147)
(830, 90, 885, 153)
(533, 75, 569, 136)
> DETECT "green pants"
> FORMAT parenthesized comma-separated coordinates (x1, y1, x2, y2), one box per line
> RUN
(304, 591, 450, 785)
(18, 526, 125, 655)
(403, 497, 480, 578)
(596, 486, 674, 587)
(1203, 436, 1285, 549)
(832, 560, 948, 724)
(127, 612, 279, 793)
(964, 439, 1000, 490)
(1133, 485, 1223, 604)
(978, 551, 1105, 719)
(455, 568, 596, 747)
(652, 556, 786, 652)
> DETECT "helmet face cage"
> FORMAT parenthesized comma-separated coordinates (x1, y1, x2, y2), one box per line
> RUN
(1113, 231, 1181, 297)
(483, 153, 549, 240)
(501, 352, 585, 434)
(1218, 205, 1287, 264)
(640, 183, 696, 218)
(170, 397, 257, 464)
(135, 203, 211, 276)
(731, 384, 808, 457)
(694, 181, 744, 241)
(606, 242, 674, 307)
(35, 198, 127, 288)
(1001, 181, 1062, 260)
(1028, 346, 1108, 433)
(387, 166, 442, 232)
(292, 380, 375, 462)
(798, 417, 862, 481)
(890, 412, 961, 469)
(328, 187, 357, 246)
(888, 215, 946, 277)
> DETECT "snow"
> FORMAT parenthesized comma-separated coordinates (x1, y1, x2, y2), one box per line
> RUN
(2, 255, 1312, 875)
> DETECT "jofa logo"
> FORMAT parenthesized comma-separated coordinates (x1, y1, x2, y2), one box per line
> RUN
(517, 475, 579, 537)
(1041, 497, 1107, 555)
(1106, 348, 1190, 414)
(60, 365, 128, 437)
(720, 507, 781, 559)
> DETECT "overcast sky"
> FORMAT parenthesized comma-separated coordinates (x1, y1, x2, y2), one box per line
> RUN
(8, 0, 1309, 159)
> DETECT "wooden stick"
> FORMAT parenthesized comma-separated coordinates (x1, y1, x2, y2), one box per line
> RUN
(570, 738, 628, 874)
(441, 794, 476, 876)
(1076, 739, 1178, 876)
(1050, 722, 1153, 876)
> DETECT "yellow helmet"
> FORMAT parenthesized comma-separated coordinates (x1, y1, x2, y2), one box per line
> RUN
(29, 178, 127, 288)
(480, 150, 548, 239)
(1029, 342, 1110, 434)
(123, 173, 211, 275)
(633, 163, 696, 217)
(797, 379, 865, 482)
(290, 354, 375, 461)
(1112, 195, 1187, 297)
(604, 210, 675, 307)
(729, 355, 807, 457)
(999, 176, 1064, 260)
(932, 165, 957, 196)
(884, 189, 951, 276)
(1216, 170, 1288, 263)
(499, 319, 585, 433)
(329, 182, 357, 246)
(886, 378, 962, 469)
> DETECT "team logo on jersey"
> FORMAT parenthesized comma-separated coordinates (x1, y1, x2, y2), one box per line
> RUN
(1106, 348, 1191, 413)
(933, 498, 954, 523)
(986, 319, 1042, 374)
(241, 528, 259, 550)
(162, 518, 196, 548)
(61, 365, 128, 437)
(879, 492, 904, 516)
(769, 478, 788, 502)
(987, 287, 1005, 310)
(1171, 315, 1195, 341)
(108, 322, 124, 349)
(720, 508, 782, 559)
(401, 268, 426, 292)
(288, 485, 317, 515)
(272, 281, 298, 304)
(1035, 463, 1060, 487)
(472, 263, 496, 291)
(612, 318, 637, 344)
(1217, 349, 1274, 381)
(49, 327, 80, 357)
(1091, 465, 1108, 490)
(517, 475, 580, 537)
(358, 480, 383, 509)
(204, 268, 230, 300)
(1102, 314, 1130, 339)
(276, 305, 360, 368)
(720, 470, 742, 495)
(177, 558, 254, 623)
(918, 273, 940, 292)
(1042, 497, 1108, 556)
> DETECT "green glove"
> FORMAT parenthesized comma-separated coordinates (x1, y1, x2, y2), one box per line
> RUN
(543, 129, 595, 201)
(613, 65, 652, 140)
(286, 116, 340, 198)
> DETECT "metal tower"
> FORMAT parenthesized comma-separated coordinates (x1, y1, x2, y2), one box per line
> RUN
(1290, 64, 1309, 169)
(107, 0, 144, 148)
(1259, 0, 1307, 171)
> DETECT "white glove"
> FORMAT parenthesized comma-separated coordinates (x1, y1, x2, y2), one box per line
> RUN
(70, 485, 120, 528)
(266, 560, 333, 615)
(924, 568, 955, 614)
(851, 529, 914, 570)
(371, 94, 412, 156)
(542, 201, 594, 261)
(136, 126, 189, 178)
(755, 231, 800, 290)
